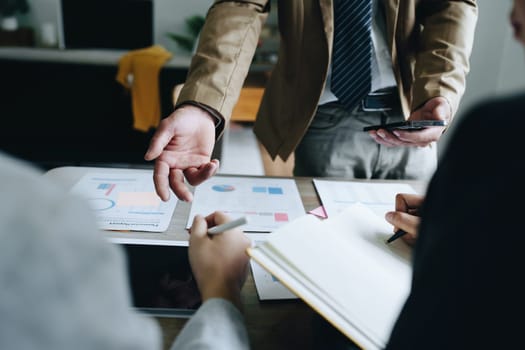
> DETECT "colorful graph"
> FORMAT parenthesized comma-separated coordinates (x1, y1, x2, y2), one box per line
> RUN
(70, 172, 177, 232)
(97, 183, 116, 196)
(88, 198, 115, 211)
(252, 186, 284, 194)
(188, 176, 304, 232)
(212, 184, 236, 192)
(274, 213, 289, 222)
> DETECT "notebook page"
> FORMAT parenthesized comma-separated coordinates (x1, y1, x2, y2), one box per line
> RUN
(261, 204, 411, 348)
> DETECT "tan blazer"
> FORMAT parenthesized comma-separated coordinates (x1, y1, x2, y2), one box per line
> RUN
(177, 0, 478, 161)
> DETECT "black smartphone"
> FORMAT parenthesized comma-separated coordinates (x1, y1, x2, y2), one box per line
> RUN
(363, 120, 447, 131)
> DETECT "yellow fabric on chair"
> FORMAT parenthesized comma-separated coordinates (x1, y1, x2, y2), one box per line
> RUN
(116, 45, 173, 132)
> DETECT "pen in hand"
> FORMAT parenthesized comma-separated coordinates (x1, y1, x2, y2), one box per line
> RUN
(386, 229, 408, 244)
(207, 216, 248, 235)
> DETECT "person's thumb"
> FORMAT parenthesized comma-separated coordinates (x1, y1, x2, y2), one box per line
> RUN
(426, 97, 450, 120)
(190, 215, 207, 239)
(385, 211, 397, 226)
(434, 103, 447, 120)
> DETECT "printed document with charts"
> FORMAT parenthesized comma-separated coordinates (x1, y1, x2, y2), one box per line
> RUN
(247, 203, 412, 350)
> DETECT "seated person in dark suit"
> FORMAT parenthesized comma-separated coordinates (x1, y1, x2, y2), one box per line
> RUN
(383, 1, 525, 347)
(318, 86, 525, 349)
(385, 90, 525, 349)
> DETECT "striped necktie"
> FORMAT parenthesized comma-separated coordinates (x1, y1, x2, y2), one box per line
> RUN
(331, 0, 372, 112)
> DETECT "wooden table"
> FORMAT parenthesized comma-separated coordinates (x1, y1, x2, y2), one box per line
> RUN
(155, 175, 321, 350)
(44, 167, 424, 350)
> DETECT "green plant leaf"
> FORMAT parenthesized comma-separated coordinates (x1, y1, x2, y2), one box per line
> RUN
(186, 15, 205, 37)
(165, 14, 205, 52)
(166, 33, 195, 52)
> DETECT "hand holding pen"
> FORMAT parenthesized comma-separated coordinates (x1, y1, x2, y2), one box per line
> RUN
(188, 212, 251, 310)
(385, 193, 424, 245)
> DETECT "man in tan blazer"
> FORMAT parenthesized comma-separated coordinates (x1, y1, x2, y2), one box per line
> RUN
(145, 0, 478, 202)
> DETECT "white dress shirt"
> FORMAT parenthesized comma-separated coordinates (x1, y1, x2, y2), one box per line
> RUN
(0, 152, 249, 350)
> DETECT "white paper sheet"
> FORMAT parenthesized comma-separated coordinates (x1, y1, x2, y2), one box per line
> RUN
(244, 236, 299, 300)
(70, 172, 177, 232)
(250, 257, 298, 300)
(313, 179, 417, 218)
(187, 176, 305, 232)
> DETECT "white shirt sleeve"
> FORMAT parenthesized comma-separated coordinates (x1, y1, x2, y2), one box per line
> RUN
(170, 298, 250, 350)
(0, 152, 162, 350)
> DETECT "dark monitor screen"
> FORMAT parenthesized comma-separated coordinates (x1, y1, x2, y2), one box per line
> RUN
(60, 0, 153, 50)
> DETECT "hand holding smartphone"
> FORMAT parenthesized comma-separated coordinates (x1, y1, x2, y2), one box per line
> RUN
(363, 120, 447, 132)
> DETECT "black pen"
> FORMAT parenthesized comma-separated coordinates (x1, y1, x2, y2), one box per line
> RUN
(386, 229, 407, 244)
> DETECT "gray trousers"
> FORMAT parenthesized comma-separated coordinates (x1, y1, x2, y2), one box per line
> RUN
(293, 102, 437, 181)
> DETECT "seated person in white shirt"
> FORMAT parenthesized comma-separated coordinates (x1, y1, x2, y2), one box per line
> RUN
(0, 151, 250, 350)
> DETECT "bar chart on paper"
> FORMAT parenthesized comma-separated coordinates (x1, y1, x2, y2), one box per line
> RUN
(70, 172, 177, 232)
(187, 176, 305, 232)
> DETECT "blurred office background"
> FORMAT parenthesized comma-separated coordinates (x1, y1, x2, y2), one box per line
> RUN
(1, 0, 523, 174)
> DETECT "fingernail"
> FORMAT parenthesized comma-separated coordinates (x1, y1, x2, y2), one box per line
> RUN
(385, 212, 393, 221)
(377, 130, 385, 138)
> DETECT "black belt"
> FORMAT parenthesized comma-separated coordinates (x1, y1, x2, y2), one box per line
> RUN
(361, 87, 399, 112)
